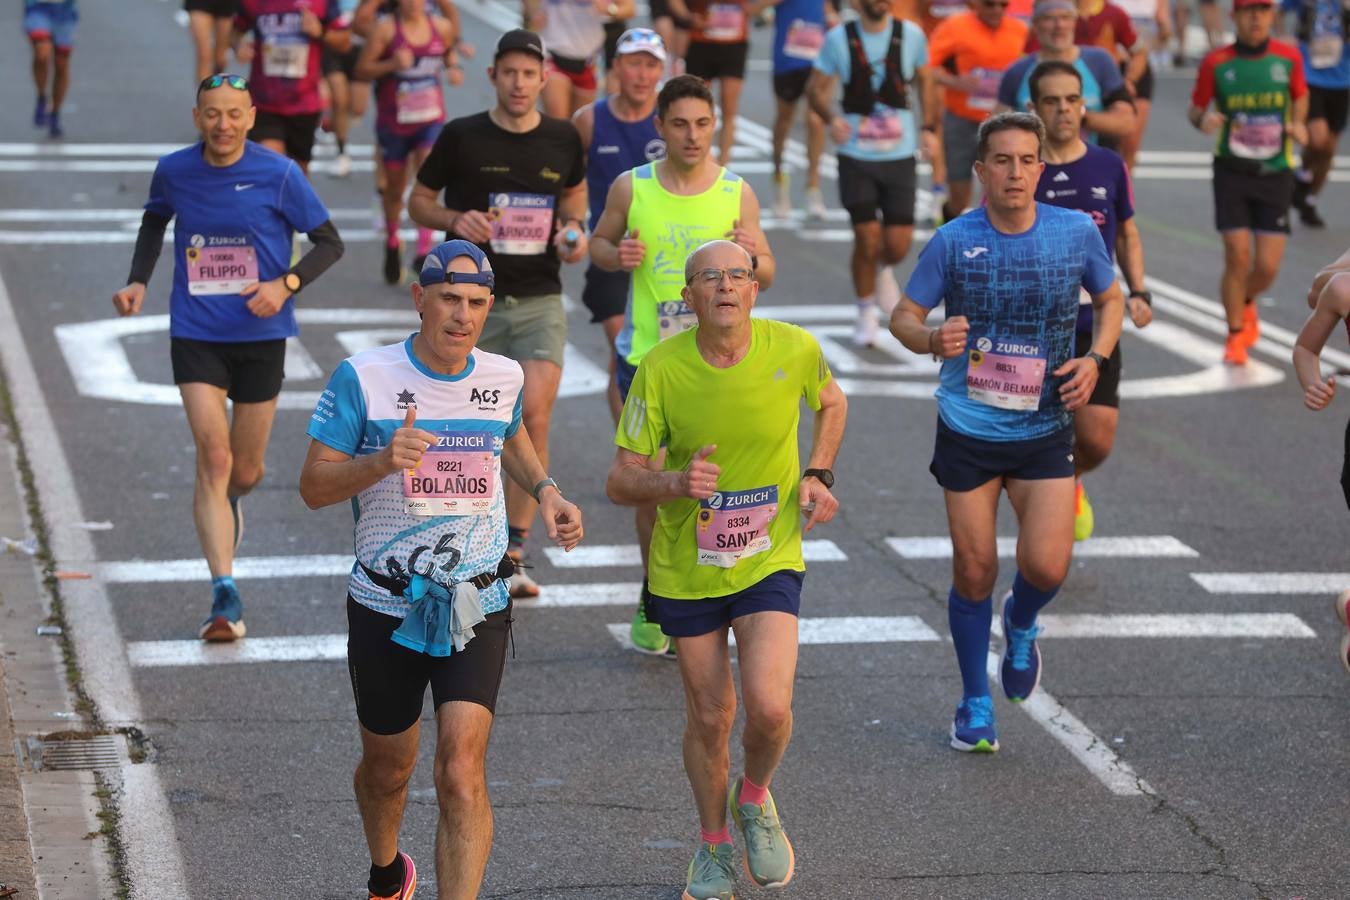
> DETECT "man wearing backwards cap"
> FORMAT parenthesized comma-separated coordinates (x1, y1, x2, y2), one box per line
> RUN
(411, 28, 589, 602)
(1189, 0, 1308, 366)
(300, 240, 583, 900)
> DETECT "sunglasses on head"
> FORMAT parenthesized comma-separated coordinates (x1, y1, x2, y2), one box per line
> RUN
(198, 73, 249, 93)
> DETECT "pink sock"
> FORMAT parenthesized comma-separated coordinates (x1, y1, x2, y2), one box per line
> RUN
(415, 226, 434, 256)
(385, 226, 399, 249)
(700, 826, 731, 846)
(738, 775, 769, 808)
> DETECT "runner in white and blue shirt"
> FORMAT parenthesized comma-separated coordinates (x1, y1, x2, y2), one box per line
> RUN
(890, 113, 1123, 756)
(299, 239, 582, 900)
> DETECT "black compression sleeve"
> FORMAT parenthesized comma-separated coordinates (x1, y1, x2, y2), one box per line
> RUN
(127, 211, 171, 285)
(290, 219, 345, 289)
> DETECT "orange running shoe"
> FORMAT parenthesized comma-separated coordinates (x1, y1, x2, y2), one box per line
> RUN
(1223, 332, 1248, 366)
(1240, 302, 1260, 348)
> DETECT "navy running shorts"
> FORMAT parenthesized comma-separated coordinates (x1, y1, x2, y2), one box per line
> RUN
(648, 569, 803, 638)
(929, 417, 1075, 492)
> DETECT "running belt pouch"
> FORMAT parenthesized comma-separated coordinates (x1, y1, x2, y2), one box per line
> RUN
(841, 19, 909, 116)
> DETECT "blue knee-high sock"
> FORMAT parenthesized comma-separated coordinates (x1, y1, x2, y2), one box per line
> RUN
(948, 587, 992, 700)
(1008, 570, 1060, 628)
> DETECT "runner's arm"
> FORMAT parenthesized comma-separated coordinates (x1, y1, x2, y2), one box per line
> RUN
(1087, 280, 1125, 359)
(557, 180, 589, 237)
(351, 0, 383, 38)
(299, 441, 393, 509)
(588, 174, 635, 272)
(1115, 217, 1145, 296)
(1294, 274, 1350, 409)
(502, 426, 585, 547)
(571, 103, 595, 150)
(805, 69, 839, 126)
(737, 186, 775, 289)
(1084, 96, 1135, 139)
(126, 211, 171, 287)
(805, 378, 846, 473)
(667, 0, 693, 20)
(408, 182, 462, 234)
(288, 219, 345, 292)
(354, 21, 397, 82)
(916, 65, 941, 132)
(1123, 42, 1148, 89)
(606, 448, 687, 506)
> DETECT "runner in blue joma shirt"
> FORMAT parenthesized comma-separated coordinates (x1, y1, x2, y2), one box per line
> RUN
(890, 111, 1124, 753)
(113, 75, 345, 642)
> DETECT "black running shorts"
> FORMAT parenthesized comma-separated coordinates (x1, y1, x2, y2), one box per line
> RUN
(184, 0, 237, 16)
(1213, 166, 1293, 234)
(170, 337, 286, 403)
(685, 41, 748, 81)
(837, 154, 916, 227)
(1076, 329, 1122, 409)
(346, 596, 513, 735)
(249, 110, 321, 163)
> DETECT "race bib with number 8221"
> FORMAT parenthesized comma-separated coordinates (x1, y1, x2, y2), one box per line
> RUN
(402, 431, 496, 516)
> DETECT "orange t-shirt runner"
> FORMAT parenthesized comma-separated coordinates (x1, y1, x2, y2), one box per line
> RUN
(928, 10, 1030, 121)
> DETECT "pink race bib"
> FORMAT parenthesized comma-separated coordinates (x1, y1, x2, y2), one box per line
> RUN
(969, 67, 1002, 111)
(856, 110, 903, 152)
(704, 3, 745, 40)
(696, 486, 778, 568)
(396, 80, 443, 124)
(402, 431, 497, 517)
(1229, 113, 1283, 160)
(488, 192, 554, 255)
(783, 19, 824, 61)
(185, 238, 258, 296)
(966, 336, 1047, 411)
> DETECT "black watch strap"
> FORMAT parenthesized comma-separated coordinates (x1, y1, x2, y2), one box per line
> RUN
(1086, 351, 1108, 370)
(1129, 289, 1152, 306)
(803, 467, 834, 488)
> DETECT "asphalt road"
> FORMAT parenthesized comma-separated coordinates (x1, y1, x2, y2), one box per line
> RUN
(1, 1, 1348, 897)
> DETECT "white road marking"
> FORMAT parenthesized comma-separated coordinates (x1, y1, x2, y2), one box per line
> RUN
(1120, 318, 1283, 397)
(129, 634, 347, 667)
(886, 535, 1200, 559)
(606, 616, 942, 650)
(1191, 573, 1350, 595)
(993, 651, 1153, 797)
(0, 269, 188, 886)
(1032, 613, 1315, 639)
(543, 539, 846, 568)
(283, 335, 324, 381)
(101, 554, 356, 583)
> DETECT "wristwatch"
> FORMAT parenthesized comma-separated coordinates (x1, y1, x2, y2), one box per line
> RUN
(1129, 289, 1152, 307)
(531, 477, 560, 502)
(803, 468, 834, 488)
(283, 271, 302, 294)
(1086, 351, 1108, 370)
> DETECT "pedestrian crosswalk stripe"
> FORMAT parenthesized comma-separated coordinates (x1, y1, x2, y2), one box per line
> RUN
(1190, 573, 1350, 595)
(543, 539, 846, 568)
(886, 535, 1200, 559)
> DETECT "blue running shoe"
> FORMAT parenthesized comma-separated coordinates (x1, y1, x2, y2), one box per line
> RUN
(33, 96, 48, 128)
(999, 592, 1042, 703)
(199, 582, 246, 642)
(48, 112, 63, 139)
(950, 695, 998, 753)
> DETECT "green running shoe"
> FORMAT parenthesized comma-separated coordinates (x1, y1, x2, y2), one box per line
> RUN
(727, 776, 795, 888)
(630, 583, 670, 655)
(682, 841, 736, 900)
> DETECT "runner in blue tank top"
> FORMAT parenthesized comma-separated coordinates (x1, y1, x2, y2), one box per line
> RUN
(891, 112, 1123, 754)
(1030, 60, 1153, 542)
(572, 27, 671, 655)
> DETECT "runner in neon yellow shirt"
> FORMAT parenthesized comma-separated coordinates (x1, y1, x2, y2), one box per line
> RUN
(606, 239, 847, 900)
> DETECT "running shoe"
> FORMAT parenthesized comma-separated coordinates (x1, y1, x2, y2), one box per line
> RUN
(630, 587, 670, 655)
(1222, 332, 1248, 366)
(728, 776, 794, 888)
(369, 850, 417, 900)
(33, 96, 47, 128)
(804, 186, 827, 221)
(507, 550, 540, 599)
(383, 242, 402, 285)
(333, 151, 353, 179)
(999, 590, 1043, 703)
(199, 582, 246, 642)
(682, 841, 736, 900)
(1073, 479, 1094, 542)
(1336, 589, 1350, 674)
(928, 184, 948, 227)
(950, 695, 998, 752)
(48, 112, 63, 139)
(771, 171, 791, 219)
(852, 302, 880, 348)
(1240, 302, 1260, 348)
(228, 495, 243, 552)
(1299, 198, 1327, 229)
(875, 265, 901, 315)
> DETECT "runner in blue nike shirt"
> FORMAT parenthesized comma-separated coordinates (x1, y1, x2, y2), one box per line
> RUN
(112, 74, 344, 641)
(889, 111, 1123, 753)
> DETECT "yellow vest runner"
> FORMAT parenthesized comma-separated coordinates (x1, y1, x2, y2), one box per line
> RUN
(616, 163, 745, 367)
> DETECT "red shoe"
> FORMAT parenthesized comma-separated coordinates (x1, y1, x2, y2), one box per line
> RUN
(1223, 332, 1248, 366)
(1240, 303, 1260, 348)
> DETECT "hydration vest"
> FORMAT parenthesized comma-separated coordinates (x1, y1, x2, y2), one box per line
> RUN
(841, 19, 910, 115)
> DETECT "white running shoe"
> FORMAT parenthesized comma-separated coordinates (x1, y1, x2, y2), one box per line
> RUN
(876, 265, 901, 315)
(852, 302, 880, 348)
(332, 152, 352, 178)
(805, 186, 827, 220)
(772, 172, 791, 219)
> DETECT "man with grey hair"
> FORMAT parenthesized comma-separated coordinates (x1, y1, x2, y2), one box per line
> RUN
(606, 238, 846, 900)
(890, 111, 1124, 754)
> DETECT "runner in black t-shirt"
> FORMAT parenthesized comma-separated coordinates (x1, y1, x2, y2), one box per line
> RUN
(410, 28, 588, 599)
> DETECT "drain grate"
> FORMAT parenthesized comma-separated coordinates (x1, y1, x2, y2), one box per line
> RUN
(17, 734, 126, 772)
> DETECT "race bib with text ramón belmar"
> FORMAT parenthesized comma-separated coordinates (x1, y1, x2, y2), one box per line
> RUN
(966, 335, 1047, 411)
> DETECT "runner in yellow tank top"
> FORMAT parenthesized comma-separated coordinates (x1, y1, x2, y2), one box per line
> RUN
(590, 73, 776, 656)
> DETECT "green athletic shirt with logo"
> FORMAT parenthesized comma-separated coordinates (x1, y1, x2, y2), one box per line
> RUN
(1191, 40, 1308, 173)
(615, 163, 743, 367)
(615, 319, 833, 600)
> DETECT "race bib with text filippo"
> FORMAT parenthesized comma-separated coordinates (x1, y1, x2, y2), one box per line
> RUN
(402, 431, 496, 517)
(966, 335, 1047, 411)
(696, 485, 778, 567)
(185, 234, 259, 295)
(488, 192, 554, 255)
